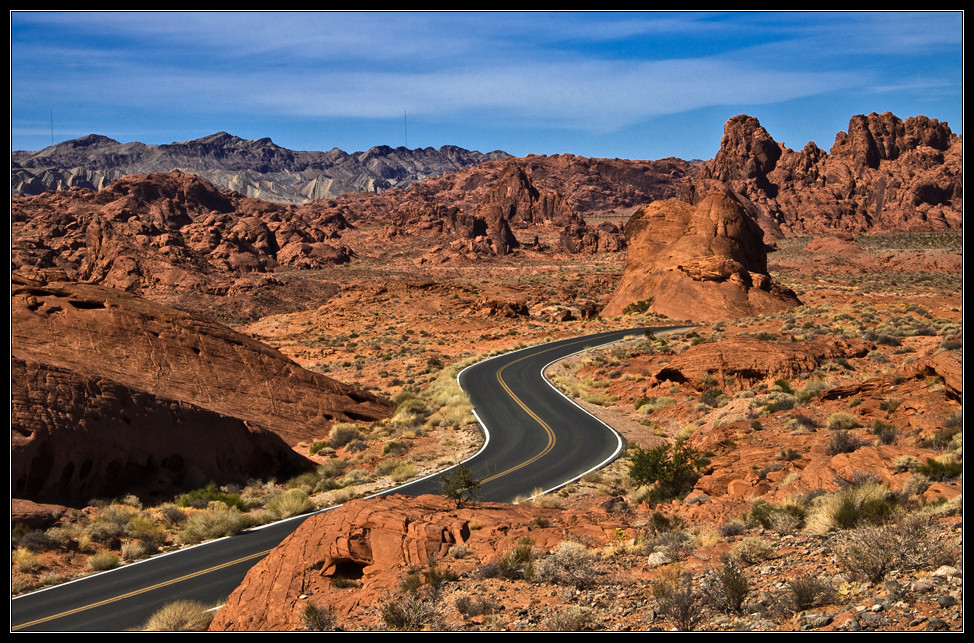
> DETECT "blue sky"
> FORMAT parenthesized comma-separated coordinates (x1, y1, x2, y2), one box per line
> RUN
(10, 11, 964, 161)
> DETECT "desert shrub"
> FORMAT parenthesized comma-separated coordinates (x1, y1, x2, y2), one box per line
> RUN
(176, 505, 248, 545)
(871, 420, 898, 445)
(699, 387, 728, 408)
(381, 593, 439, 631)
(542, 605, 595, 631)
(143, 600, 213, 631)
(778, 447, 802, 461)
(827, 412, 860, 431)
(87, 552, 120, 571)
(924, 422, 962, 450)
(382, 440, 410, 457)
(833, 515, 953, 584)
(177, 483, 245, 511)
(13, 547, 40, 572)
(327, 423, 365, 449)
(84, 518, 127, 547)
(710, 557, 751, 614)
(120, 540, 149, 561)
(653, 569, 705, 631)
(15, 529, 53, 552)
(804, 480, 898, 534)
(718, 521, 747, 538)
(786, 575, 837, 612)
(265, 489, 314, 520)
(536, 541, 597, 588)
(157, 503, 187, 525)
(626, 440, 702, 501)
(730, 537, 775, 565)
(893, 454, 922, 473)
(455, 595, 499, 618)
(826, 429, 862, 455)
(299, 603, 334, 631)
(918, 456, 962, 482)
(796, 379, 827, 403)
(644, 528, 694, 562)
(747, 498, 806, 533)
(496, 539, 536, 581)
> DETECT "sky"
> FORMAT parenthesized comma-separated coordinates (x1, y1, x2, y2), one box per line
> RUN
(9, 11, 964, 161)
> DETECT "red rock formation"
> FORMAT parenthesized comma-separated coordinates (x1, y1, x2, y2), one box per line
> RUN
(11, 170, 353, 322)
(11, 270, 394, 505)
(690, 112, 962, 239)
(646, 336, 872, 392)
(601, 192, 801, 321)
(208, 494, 631, 631)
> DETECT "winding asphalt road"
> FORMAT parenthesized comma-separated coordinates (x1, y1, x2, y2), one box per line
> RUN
(11, 326, 669, 632)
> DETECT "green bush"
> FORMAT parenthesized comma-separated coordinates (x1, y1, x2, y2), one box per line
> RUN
(177, 483, 245, 511)
(627, 440, 702, 500)
(918, 457, 962, 481)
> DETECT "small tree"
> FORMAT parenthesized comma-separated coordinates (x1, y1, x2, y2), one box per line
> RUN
(440, 464, 482, 507)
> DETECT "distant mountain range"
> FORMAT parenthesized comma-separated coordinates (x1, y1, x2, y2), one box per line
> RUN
(11, 132, 511, 204)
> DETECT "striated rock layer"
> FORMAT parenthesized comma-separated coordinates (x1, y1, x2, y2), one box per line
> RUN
(602, 192, 801, 321)
(11, 270, 394, 505)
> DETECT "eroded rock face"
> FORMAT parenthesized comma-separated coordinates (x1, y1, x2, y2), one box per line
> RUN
(602, 192, 801, 321)
(208, 494, 630, 631)
(691, 112, 963, 239)
(10, 170, 352, 322)
(11, 270, 394, 505)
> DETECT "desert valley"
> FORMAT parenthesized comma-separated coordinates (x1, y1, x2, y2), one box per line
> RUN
(10, 111, 962, 632)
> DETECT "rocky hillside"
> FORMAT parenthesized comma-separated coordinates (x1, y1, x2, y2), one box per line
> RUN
(11, 269, 393, 505)
(12, 132, 510, 203)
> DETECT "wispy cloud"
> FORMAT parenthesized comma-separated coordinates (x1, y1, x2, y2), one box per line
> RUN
(11, 11, 963, 156)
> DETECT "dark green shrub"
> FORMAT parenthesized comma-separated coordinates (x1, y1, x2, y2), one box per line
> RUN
(918, 457, 962, 481)
(827, 429, 862, 455)
(871, 420, 898, 445)
(627, 440, 703, 500)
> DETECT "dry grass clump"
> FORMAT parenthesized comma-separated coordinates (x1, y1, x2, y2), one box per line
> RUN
(143, 600, 214, 631)
(803, 480, 898, 534)
(176, 504, 250, 545)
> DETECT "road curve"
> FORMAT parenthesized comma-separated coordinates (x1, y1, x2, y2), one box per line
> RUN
(11, 326, 671, 632)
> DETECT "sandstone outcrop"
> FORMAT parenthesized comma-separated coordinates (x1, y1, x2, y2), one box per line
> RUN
(689, 112, 963, 239)
(208, 493, 632, 631)
(601, 192, 801, 321)
(10, 170, 353, 321)
(11, 270, 394, 505)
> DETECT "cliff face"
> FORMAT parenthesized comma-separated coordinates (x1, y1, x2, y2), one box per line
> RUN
(689, 112, 962, 239)
(11, 270, 394, 505)
(602, 192, 801, 322)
